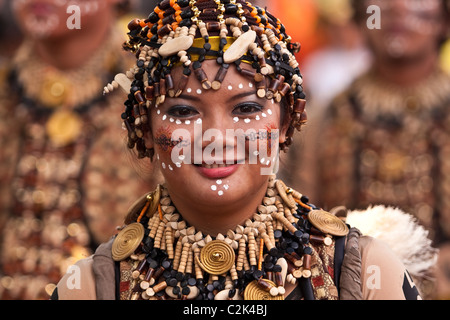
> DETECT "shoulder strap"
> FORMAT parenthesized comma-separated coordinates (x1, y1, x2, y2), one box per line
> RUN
(92, 237, 117, 300)
(339, 227, 364, 300)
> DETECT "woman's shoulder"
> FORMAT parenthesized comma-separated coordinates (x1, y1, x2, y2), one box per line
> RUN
(53, 238, 117, 300)
(345, 205, 437, 300)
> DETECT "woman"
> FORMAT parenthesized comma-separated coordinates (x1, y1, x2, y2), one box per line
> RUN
(54, 0, 428, 300)
(0, 0, 161, 299)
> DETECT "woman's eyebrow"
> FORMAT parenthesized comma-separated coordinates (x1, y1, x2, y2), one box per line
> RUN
(229, 91, 257, 101)
(174, 90, 256, 102)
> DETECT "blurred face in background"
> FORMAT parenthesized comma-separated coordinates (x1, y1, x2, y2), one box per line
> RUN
(362, 0, 448, 60)
(12, 0, 118, 39)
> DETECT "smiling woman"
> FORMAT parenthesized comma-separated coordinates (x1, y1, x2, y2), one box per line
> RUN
(52, 0, 435, 301)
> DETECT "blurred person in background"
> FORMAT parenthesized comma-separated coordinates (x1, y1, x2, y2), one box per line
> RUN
(306, 0, 450, 299)
(0, 0, 161, 299)
(279, 0, 371, 197)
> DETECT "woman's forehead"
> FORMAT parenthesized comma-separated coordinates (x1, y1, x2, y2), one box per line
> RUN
(166, 60, 263, 101)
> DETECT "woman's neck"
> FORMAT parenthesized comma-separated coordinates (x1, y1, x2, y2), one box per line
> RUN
(372, 50, 440, 87)
(168, 181, 269, 237)
(32, 10, 114, 70)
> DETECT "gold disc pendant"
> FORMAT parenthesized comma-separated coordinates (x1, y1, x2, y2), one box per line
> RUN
(199, 240, 235, 275)
(307, 210, 349, 236)
(244, 280, 284, 300)
(112, 223, 145, 261)
(46, 110, 83, 147)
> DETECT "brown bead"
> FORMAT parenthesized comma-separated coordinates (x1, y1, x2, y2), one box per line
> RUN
(206, 21, 221, 32)
(293, 99, 306, 113)
(303, 254, 311, 270)
(240, 68, 255, 79)
(134, 91, 145, 104)
(165, 74, 175, 97)
(145, 85, 154, 100)
(274, 271, 283, 287)
(159, 78, 167, 96)
(279, 83, 291, 97)
(157, 24, 172, 37)
(176, 74, 190, 97)
(128, 19, 141, 31)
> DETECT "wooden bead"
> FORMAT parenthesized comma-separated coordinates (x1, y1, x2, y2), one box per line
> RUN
(223, 30, 256, 64)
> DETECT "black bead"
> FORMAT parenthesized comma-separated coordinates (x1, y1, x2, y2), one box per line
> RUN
(274, 230, 283, 239)
(188, 277, 197, 286)
(148, 12, 159, 23)
(167, 277, 178, 287)
(225, 4, 237, 14)
(182, 286, 191, 295)
(172, 286, 181, 295)
(253, 269, 263, 280)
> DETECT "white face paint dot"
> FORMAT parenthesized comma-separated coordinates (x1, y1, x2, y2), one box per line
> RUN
(255, 115, 260, 121)
(168, 165, 173, 171)
(196, 119, 202, 124)
(253, 151, 259, 156)
(238, 83, 243, 89)
(228, 85, 233, 90)
(267, 109, 272, 115)
(175, 119, 182, 125)
(178, 155, 186, 161)
(185, 120, 191, 125)
(187, 88, 192, 93)
(249, 83, 253, 88)
(162, 115, 167, 121)
(175, 162, 181, 168)
(223, 184, 229, 190)
(157, 110, 161, 115)
(260, 158, 266, 164)
(162, 162, 166, 169)
(266, 160, 271, 165)
(211, 185, 217, 191)
(157, 154, 160, 160)
(169, 118, 174, 122)
(196, 89, 202, 95)
(218, 190, 224, 196)
(262, 113, 267, 118)
(244, 118, 251, 124)
(216, 179, 222, 185)
(233, 117, 239, 123)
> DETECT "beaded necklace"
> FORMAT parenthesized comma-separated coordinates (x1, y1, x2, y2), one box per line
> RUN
(112, 176, 349, 300)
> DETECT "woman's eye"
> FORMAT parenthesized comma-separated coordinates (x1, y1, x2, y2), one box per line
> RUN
(233, 103, 263, 115)
(167, 106, 199, 118)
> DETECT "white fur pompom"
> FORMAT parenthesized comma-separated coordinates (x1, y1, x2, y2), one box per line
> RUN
(346, 205, 438, 278)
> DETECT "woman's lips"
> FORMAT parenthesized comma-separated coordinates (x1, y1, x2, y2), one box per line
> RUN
(195, 163, 240, 179)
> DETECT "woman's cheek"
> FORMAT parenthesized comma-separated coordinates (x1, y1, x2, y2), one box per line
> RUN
(154, 124, 193, 172)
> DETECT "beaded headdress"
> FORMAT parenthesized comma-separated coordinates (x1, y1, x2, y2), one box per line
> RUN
(105, 0, 307, 159)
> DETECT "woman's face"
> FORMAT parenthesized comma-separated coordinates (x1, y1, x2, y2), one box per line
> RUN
(146, 60, 288, 207)
(12, 0, 114, 39)
(363, 0, 447, 59)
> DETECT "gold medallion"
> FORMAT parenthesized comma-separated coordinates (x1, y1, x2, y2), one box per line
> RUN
(40, 77, 70, 108)
(199, 240, 235, 275)
(46, 110, 83, 147)
(124, 185, 161, 224)
(112, 223, 145, 261)
(307, 210, 349, 236)
(244, 280, 284, 300)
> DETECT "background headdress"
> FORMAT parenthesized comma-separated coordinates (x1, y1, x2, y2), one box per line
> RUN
(105, 0, 307, 159)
